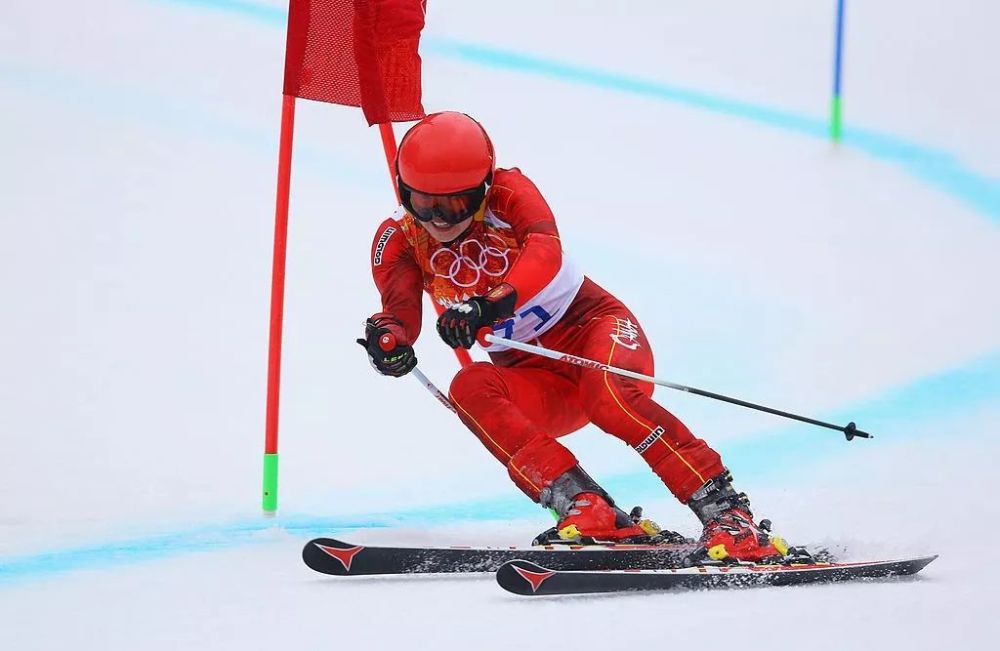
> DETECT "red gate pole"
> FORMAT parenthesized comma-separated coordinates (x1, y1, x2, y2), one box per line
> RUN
(378, 123, 402, 202)
(262, 94, 297, 514)
(376, 122, 473, 368)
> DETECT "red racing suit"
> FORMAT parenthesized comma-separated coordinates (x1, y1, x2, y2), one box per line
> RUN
(369, 168, 724, 504)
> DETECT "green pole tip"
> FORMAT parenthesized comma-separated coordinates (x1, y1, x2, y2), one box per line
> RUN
(830, 96, 844, 142)
(262, 453, 279, 513)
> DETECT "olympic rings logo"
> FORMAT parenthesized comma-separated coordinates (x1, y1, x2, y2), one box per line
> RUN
(430, 234, 512, 288)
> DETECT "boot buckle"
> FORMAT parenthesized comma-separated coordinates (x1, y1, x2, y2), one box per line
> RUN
(557, 523, 582, 541)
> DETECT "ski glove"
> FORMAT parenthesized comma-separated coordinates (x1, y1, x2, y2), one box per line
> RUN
(356, 313, 417, 377)
(436, 283, 518, 349)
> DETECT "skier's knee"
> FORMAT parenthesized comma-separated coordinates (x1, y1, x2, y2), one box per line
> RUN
(448, 361, 505, 405)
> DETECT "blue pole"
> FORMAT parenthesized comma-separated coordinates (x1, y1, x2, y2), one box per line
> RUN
(831, 0, 846, 141)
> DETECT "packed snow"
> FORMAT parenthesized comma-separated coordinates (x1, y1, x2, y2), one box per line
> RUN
(2, 1, 998, 649)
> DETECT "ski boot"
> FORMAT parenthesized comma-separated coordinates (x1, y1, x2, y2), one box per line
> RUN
(532, 466, 688, 545)
(686, 471, 792, 564)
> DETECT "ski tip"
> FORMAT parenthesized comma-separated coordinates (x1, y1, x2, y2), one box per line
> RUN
(865, 553, 939, 578)
(496, 559, 559, 596)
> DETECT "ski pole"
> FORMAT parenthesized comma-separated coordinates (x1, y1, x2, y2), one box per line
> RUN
(476, 330, 871, 441)
(411, 367, 456, 413)
(374, 330, 456, 413)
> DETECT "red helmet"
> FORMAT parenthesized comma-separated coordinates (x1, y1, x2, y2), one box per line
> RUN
(396, 112, 495, 225)
(397, 111, 495, 194)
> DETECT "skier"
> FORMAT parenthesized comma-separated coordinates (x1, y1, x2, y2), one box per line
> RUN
(358, 111, 788, 562)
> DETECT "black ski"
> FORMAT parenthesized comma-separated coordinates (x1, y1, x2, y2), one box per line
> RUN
(302, 537, 700, 576)
(496, 555, 938, 596)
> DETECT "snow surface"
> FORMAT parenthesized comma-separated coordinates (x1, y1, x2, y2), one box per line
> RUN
(1, 0, 999, 649)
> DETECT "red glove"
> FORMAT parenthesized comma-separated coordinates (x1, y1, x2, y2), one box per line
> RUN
(356, 313, 417, 377)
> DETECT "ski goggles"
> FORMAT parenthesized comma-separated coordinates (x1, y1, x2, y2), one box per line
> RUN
(399, 182, 488, 225)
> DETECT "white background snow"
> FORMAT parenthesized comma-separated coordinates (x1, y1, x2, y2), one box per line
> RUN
(2, 0, 999, 648)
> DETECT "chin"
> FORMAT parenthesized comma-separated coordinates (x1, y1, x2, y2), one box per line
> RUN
(424, 219, 472, 243)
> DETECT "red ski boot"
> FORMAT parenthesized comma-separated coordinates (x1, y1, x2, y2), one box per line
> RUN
(688, 472, 789, 563)
(699, 507, 789, 562)
(550, 492, 657, 543)
(532, 466, 679, 545)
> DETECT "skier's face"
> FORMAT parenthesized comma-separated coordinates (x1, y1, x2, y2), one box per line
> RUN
(409, 191, 478, 242)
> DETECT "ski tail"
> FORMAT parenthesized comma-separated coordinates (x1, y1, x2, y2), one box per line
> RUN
(302, 538, 368, 576)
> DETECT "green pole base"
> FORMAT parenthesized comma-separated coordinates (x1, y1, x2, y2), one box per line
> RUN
(262, 452, 279, 514)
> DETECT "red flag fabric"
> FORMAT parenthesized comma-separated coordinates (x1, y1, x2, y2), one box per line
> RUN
(283, 0, 426, 125)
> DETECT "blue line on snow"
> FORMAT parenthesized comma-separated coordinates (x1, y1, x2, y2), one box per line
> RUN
(0, 518, 387, 584)
(161, 0, 285, 22)
(153, 0, 1000, 224)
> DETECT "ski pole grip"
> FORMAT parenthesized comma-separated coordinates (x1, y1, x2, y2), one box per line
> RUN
(378, 332, 396, 352)
(476, 327, 493, 348)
